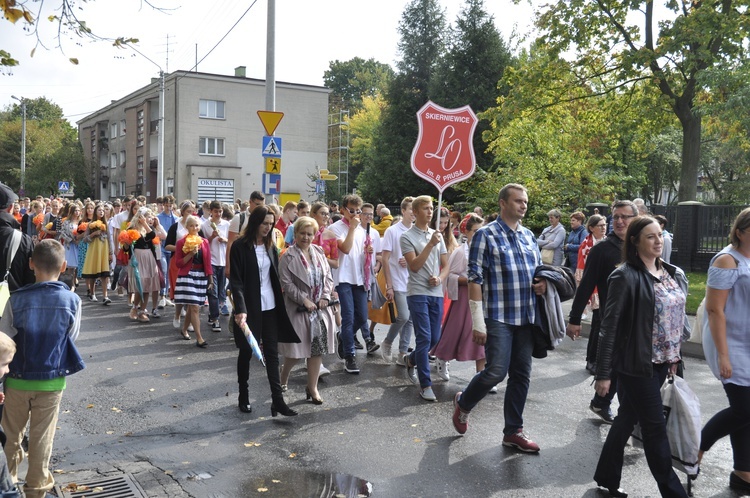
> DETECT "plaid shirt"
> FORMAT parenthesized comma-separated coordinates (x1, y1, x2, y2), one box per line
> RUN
(468, 219, 541, 326)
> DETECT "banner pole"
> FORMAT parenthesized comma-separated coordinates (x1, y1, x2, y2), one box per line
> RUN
(435, 190, 443, 276)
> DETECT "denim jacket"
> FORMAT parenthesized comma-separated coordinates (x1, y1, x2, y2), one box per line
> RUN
(6, 281, 85, 380)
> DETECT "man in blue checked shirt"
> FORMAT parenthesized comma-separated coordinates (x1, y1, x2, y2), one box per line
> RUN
(451, 183, 547, 453)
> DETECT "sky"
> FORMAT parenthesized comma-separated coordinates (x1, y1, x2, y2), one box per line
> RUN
(0, 0, 537, 124)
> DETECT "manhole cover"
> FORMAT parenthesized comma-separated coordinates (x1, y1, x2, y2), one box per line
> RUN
(56, 473, 147, 498)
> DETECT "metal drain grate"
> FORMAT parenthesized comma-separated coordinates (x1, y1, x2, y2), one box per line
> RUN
(56, 473, 147, 498)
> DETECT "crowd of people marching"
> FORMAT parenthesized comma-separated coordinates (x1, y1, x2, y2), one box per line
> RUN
(0, 181, 749, 497)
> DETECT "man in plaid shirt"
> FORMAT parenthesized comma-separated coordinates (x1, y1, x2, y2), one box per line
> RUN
(451, 183, 547, 453)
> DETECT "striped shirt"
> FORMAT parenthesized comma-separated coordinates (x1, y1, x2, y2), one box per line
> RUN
(468, 219, 541, 326)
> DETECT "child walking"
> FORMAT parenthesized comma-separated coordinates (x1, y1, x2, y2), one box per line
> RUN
(0, 239, 85, 497)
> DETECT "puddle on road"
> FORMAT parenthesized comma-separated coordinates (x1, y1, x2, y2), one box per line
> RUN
(243, 471, 373, 497)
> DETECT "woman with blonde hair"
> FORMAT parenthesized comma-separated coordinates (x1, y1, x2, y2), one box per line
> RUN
(279, 216, 336, 405)
(700, 207, 750, 493)
(174, 215, 212, 347)
(124, 208, 162, 323)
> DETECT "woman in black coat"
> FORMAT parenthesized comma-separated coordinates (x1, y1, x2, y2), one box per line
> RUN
(229, 205, 300, 417)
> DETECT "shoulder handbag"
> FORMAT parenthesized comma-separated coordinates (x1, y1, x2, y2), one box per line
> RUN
(0, 231, 23, 317)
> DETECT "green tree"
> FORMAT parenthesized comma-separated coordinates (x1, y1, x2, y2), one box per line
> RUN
(430, 0, 513, 172)
(531, 0, 750, 201)
(474, 44, 673, 228)
(358, 0, 447, 203)
(695, 63, 750, 203)
(0, 97, 88, 197)
(324, 57, 395, 113)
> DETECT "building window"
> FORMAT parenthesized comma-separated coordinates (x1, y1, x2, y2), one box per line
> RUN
(137, 155, 144, 185)
(137, 110, 145, 147)
(110, 182, 117, 198)
(199, 137, 225, 156)
(110, 153, 117, 169)
(119, 181, 126, 196)
(199, 99, 225, 119)
(120, 150, 126, 167)
(120, 120, 126, 136)
(110, 122, 117, 139)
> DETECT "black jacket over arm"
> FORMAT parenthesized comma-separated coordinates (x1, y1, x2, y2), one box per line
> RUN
(228, 240, 299, 344)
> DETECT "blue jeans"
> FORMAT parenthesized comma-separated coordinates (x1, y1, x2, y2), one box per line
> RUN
(406, 295, 442, 389)
(207, 265, 226, 321)
(594, 363, 687, 497)
(337, 283, 368, 358)
(458, 319, 534, 435)
(385, 290, 413, 353)
(159, 252, 171, 296)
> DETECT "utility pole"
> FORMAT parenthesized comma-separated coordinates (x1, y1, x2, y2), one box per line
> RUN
(265, 0, 275, 111)
(11, 95, 26, 196)
(128, 45, 166, 198)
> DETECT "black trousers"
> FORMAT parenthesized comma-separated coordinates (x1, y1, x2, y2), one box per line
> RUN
(234, 310, 283, 402)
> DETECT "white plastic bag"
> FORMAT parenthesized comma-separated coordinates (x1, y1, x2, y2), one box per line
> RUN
(631, 375, 701, 477)
(661, 375, 702, 477)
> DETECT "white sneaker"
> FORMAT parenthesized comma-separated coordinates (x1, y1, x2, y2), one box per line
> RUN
(90, 295, 98, 302)
(318, 364, 330, 377)
(164, 298, 174, 307)
(420, 386, 437, 402)
(180, 308, 187, 317)
(158, 297, 166, 309)
(395, 353, 407, 367)
(187, 324, 194, 332)
(436, 359, 450, 381)
(380, 341, 392, 363)
(489, 385, 499, 394)
(172, 318, 180, 329)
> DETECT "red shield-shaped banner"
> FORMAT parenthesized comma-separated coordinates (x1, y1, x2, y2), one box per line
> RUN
(411, 101, 478, 192)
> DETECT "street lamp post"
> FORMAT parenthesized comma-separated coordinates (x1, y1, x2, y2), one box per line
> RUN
(126, 46, 166, 198)
(10, 95, 26, 196)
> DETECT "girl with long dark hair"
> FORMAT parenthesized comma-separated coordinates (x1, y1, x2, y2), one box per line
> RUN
(229, 205, 300, 417)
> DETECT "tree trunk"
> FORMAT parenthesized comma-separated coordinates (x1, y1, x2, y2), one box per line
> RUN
(676, 103, 701, 202)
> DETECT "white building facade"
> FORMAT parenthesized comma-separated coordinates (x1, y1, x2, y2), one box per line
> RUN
(78, 67, 329, 204)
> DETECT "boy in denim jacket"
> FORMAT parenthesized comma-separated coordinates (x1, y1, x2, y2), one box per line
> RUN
(0, 239, 85, 498)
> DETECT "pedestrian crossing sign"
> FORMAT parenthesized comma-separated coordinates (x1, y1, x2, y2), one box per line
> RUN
(58, 181, 70, 192)
(262, 136, 282, 158)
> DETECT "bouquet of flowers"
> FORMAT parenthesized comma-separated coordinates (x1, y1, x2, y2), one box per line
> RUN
(182, 234, 202, 254)
(77, 222, 89, 233)
(152, 236, 161, 246)
(89, 220, 107, 233)
(118, 229, 142, 246)
(32, 213, 44, 229)
(44, 222, 53, 231)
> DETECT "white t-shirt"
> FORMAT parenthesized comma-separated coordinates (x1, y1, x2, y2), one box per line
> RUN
(382, 221, 411, 293)
(113, 210, 130, 231)
(201, 218, 229, 266)
(255, 245, 275, 311)
(328, 219, 366, 287)
(228, 209, 250, 235)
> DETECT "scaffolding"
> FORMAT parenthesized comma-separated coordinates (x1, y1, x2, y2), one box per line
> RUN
(327, 110, 350, 200)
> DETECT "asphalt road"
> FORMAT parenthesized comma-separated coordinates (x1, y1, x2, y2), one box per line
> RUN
(42, 290, 742, 498)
